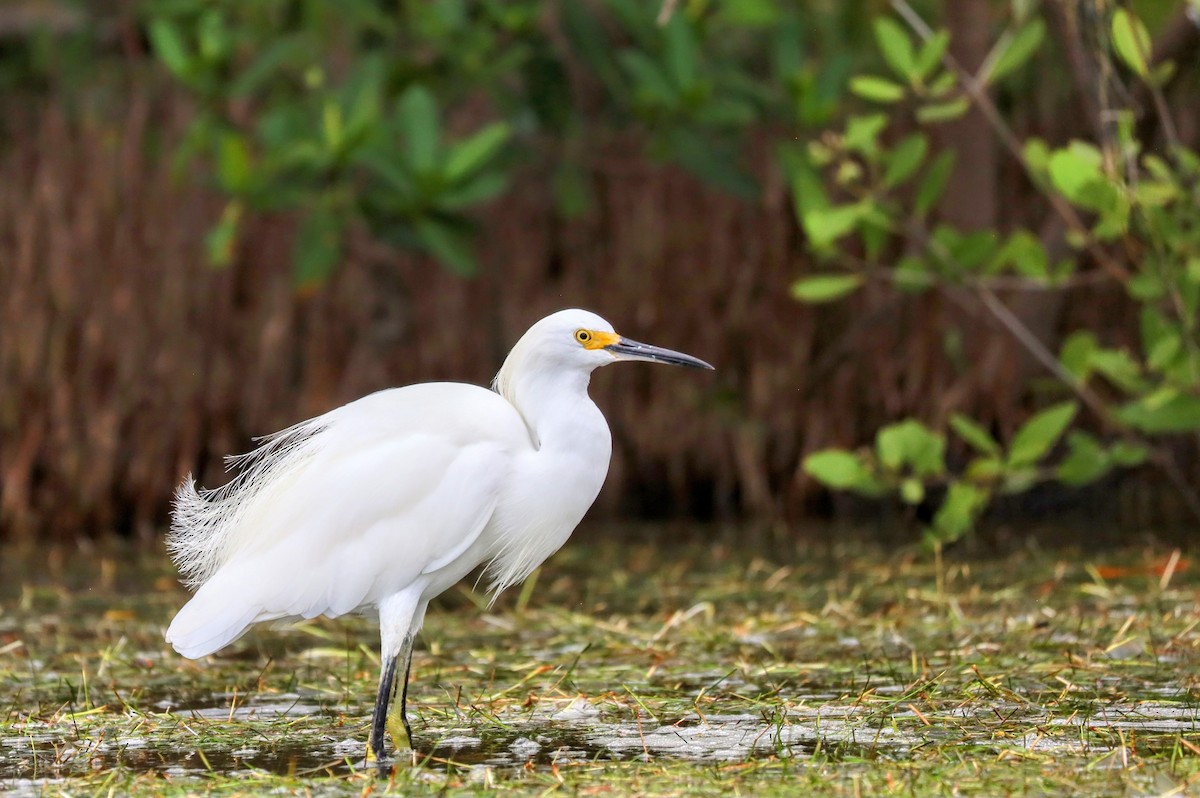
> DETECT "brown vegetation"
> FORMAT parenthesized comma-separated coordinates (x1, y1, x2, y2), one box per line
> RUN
(0, 66, 1194, 543)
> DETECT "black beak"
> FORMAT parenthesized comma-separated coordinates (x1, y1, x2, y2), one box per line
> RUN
(605, 337, 714, 370)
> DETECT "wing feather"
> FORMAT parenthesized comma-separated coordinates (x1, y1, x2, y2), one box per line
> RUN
(165, 383, 531, 658)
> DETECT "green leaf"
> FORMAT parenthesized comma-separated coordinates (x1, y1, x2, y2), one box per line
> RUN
(876, 419, 945, 476)
(860, 214, 889, 260)
(414, 216, 476, 276)
(621, 50, 676, 105)
(892, 256, 934, 293)
(884, 134, 928, 187)
(1142, 307, 1180, 374)
(357, 149, 415, 200)
(1188, 257, 1200, 284)
(850, 76, 906, 103)
(987, 19, 1045, 83)
(720, 0, 780, 26)
(1023, 138, 1052, 186)
(1059, 330, 1098, 382)
(914, 30, 950, 80)
(322, 100, 344, 153)
(1056, 431, 1109, 486)
(1089, 348, 1146, 393)
(803, 450, 876, 492)
(445, 123, 511, 184)
(950, 414, 1000, 455)
(1117, 393, 1200, 434)
(991, 230, 1048, 280)
(947, 229, 1000, 269)
(1111, 8, 1151, 76)
(1127, 271, 1165, 301)
(205, 200, 242, 268)
(148, 19, 193, 82)
(1147, 333, 1182, 372)
(916, 97, 970, 124)
(698, 95, 758, 128)
(926, 70, 957, 97)
(396, 85, 440, 175)
(965, 456, 1003, 481)
(844, 113, 889, 155)
(778, 143, 829, 217)
(341, 55, 386, 144)
(1008, 401, 1079, 467)
(874, 17, 916, 80)
(196, 9, 231, 63)
(1133, 178, 1178, 207)
(900, 478, 925, 505)
(230, 36, 308, 97)
(1047, 142, 1104, 203)
(915, 151, 955, 216)
(1002, 467, 1038, 495)
(293, 205, 343, 288)
(663, 13, 700, 91)
(438, 171, 509, 209)
(1109, 441, 1149, 467)
(562, 0, 625, 98)
(801, 205, 863, 250)
(930, 481, 989, 544)
(1149, 59, 1176, 86)
(215, 132, 252, 193)
(790, 274, 864, 304)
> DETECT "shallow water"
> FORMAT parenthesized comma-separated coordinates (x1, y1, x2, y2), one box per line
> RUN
(6, 687, 1196, 782)
(1, 535, 1198, 794)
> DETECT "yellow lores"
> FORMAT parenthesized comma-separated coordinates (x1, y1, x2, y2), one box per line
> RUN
(165, 309, 713, 765)
(576, 328, 621, 350)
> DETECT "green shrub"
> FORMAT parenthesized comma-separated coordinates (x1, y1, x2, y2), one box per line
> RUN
(794, 2, 1199, 546)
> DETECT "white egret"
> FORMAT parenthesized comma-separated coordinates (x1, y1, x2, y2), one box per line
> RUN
(164, 308, 712, 761)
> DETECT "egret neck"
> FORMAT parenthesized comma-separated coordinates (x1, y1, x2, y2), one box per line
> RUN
(493, 342, 611, 459)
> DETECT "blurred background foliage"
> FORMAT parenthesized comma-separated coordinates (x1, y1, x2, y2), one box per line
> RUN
(0, 0, 1197, 546)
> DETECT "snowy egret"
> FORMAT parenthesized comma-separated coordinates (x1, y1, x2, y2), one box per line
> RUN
(164, 309, 712, 761)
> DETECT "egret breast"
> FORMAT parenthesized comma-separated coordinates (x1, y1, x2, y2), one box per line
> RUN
(484, 405, 612, 593)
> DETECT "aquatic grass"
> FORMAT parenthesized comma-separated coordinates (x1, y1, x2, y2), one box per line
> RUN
(1, 530, 1198, 795)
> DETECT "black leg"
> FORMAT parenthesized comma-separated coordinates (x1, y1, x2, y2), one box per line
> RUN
(398, 648, 414, 745)
(370, 654, 397, 762)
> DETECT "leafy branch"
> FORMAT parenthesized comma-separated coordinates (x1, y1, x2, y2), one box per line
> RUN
(790, 1, 1200, 542)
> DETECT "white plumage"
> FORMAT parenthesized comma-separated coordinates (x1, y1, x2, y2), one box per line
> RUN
(164, 308, 712, 762)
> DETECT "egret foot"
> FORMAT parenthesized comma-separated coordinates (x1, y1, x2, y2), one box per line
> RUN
(368, 655, 398, 763)
(387, 707, 412, 752)
(368, 642, 416, 764)
(389, 650, 415, 751)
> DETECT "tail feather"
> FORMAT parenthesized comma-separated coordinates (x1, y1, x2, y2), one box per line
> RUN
(166, 571, 269, 658)
(167, 417, 326, 589)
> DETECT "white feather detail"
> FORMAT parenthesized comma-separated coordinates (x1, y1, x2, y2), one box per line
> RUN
(167, 415, 328, 590)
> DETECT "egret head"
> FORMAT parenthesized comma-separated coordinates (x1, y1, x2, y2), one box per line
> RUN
(493, 309, 713, 403)
(520, 309, 713, 370)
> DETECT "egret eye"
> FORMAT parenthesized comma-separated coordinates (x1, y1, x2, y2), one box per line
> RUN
(575, 329, 592, 344)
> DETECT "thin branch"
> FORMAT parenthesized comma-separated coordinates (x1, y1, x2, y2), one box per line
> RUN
(1042, 2, 1111, 147)
(1120, 0, 1183, 153)
(657, 0, 679, 26)
(889, 0, 1131, 285)
(894, 225, 1200, 525)
(946, 283, 1200, 523)
(894, 221, 1115, 424)
(967, 285, 1110, 421)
